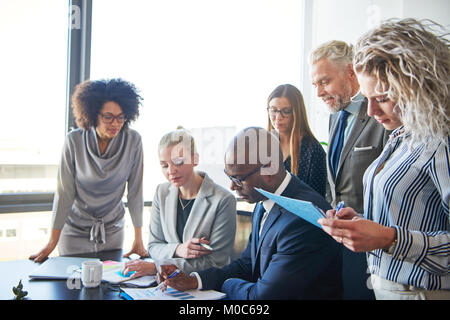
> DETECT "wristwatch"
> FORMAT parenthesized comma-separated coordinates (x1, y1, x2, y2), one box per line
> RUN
(383, 227, 398, 254)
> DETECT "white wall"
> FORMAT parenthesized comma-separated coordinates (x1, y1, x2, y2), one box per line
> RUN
(304, 0, 450, 144)
(403, 0, 450, 26)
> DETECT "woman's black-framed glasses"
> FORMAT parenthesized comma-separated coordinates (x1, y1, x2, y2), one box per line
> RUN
(99, 112, 126, 124)
(224, 163, 270, 188)
(267, 107, 293, 118)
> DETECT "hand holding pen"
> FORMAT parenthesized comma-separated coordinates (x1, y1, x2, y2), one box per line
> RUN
(174, 237, 213, 259)
(334, 201, 345, 219)
(319, 203, 380, 258)
(326, 201, 359, 220)
(155, 268, 180, 292)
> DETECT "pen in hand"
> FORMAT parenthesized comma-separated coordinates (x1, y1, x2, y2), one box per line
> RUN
(199, 242, 213, 251)
(330, 202, 379, 258)
(334, 201, 344, 219)
(155, 268, 180, 291)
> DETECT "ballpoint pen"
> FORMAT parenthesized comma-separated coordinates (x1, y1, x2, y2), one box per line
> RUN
(335, 201, 344, 219)
(155, 268, 180, 291)
(334, 201, 379, 258)
(199, 243, 213, 251)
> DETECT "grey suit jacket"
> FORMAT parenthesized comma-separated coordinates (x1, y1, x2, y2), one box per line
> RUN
(148, 171, 237, 274)
(327, 99, 389, 213)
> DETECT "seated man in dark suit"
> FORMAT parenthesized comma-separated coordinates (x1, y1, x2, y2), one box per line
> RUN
(159, 127, 343, 299)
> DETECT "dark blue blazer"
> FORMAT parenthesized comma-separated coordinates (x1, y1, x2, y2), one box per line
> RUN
(198, 174, 343, 299)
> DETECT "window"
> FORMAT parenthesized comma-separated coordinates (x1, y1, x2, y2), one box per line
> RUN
(90, 0, 304, 198)
(0, 0, 69, 261)
(0, 211, 57, 261)
(2, 0, 447, 263)
(0, 1, 69, 194)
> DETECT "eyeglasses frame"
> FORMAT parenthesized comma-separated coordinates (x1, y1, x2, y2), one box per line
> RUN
(267, 107, 293, 118)
(224, 163, 270, 188)
(99, 112, 127, 124)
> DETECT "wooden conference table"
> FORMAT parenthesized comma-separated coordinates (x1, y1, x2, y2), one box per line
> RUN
(0, 249, 128, 300)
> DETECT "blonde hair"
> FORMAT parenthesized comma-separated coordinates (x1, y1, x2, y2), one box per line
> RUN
(354, 18, 449, 145)
(158, 126, 197, 159)
(309, 40, 354, 68)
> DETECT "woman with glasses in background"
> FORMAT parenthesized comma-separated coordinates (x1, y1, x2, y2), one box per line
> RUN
(267, 84, 327, 197)
(121, 127, 236, 278)
(30, 78, 148, 262)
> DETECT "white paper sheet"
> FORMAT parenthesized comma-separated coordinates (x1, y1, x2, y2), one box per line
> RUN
(121, 286, 226, 300)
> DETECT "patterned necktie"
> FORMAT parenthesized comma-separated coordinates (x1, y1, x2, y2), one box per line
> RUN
(253, 202, 265, 244)
(330, 110, 350, 178)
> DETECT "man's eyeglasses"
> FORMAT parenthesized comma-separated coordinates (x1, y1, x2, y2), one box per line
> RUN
(267, 107, 293, 118)
(224, 163, 270, 188)
(99, 112, 126, 124)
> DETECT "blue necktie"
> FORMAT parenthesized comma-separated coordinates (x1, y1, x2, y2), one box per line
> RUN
(253, 202, 265, 244)
(330, 110, 350, 178)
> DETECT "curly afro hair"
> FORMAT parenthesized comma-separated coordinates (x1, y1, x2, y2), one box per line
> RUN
(71, 78, 143, 130)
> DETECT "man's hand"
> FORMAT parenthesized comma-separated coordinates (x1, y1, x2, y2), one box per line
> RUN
(158, 264, 198, 292)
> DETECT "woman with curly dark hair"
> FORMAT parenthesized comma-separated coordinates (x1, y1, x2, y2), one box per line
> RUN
(30, 78, 148, 262)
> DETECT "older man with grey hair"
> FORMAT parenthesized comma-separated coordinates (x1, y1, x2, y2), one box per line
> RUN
(309, 40, 389, 214)
(310, 40, 389, 300)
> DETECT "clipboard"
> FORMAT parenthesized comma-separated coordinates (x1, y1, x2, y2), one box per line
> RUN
(255, 188, 326, 229)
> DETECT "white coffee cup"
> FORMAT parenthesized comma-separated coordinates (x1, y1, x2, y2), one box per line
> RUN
(81, 260, 103, 288)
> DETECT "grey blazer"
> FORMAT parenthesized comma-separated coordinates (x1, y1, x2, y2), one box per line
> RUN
(327, 99, 390, 213)
(148, 171, 237, 274)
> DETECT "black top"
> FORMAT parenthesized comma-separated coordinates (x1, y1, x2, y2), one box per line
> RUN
(283, 135, 327, 197)
(176, 196, 195, 241)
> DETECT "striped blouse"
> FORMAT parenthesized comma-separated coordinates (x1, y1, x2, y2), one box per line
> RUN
(363, 126, 449, 290)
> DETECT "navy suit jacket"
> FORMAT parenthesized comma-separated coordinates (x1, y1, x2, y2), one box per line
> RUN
(198, 174, 343, 299)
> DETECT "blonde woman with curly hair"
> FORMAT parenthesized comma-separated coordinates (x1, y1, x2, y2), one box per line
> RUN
(319, 18, 450, 300)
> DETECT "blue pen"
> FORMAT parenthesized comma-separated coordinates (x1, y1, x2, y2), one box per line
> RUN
(335, 201, 344, 219)
(155, 269, 180, 291)
(167, 269, 180, 279)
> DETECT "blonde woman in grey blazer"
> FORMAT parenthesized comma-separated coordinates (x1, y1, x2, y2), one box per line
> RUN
(123, 128, 236, 277)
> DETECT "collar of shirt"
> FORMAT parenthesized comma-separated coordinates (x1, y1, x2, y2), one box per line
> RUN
(259, 171, 291, 234)
(390, 125, 406, 140)
(344, 91, 364, 116)
(342, 91, 364, 145)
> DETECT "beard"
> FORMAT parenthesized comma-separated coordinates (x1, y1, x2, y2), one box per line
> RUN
(323, 85, 353, 113)
(322, 94, 350, 113)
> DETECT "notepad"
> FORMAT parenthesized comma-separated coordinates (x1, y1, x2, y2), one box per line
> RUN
(120, 286, 226, 300)
(255, 188, 326, 229)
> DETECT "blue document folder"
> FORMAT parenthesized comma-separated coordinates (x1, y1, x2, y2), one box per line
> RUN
(255, 188, 326, 229)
